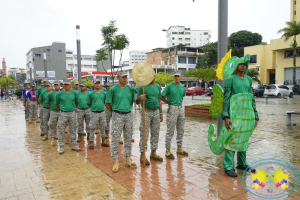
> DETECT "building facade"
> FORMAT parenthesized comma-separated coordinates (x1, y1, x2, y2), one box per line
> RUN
(26, 42, 67, 85)
(165, 26, 211, 48)
(129, 50, 149, 66)
(244, 0, 300, 85)
(2, 58, 7, 77)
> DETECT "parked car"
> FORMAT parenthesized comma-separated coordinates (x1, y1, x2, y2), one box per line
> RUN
(264, 84, 294, 98)
(205, 88, 213, 96)
(286, 85, 300, 94)
(252, 84, 266, 97)
(185, 87, 206, 95)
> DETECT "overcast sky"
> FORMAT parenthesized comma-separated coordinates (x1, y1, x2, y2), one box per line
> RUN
(1, 0, 290, 70)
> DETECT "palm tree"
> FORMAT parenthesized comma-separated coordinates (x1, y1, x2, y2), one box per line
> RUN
(246, 69, 261, 85)
(278, 21, 300, 85)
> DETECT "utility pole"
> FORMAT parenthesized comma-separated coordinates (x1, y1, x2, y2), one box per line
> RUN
(217, 0, 228, 133)
(76, 25, 82, 83)
(29, 61, 33, 84)
(43, 51, 47, 79)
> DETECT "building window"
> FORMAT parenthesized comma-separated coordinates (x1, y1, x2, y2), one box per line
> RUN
(250, 55, 257, 63)
(204, 32, 208, 35)
(58, 49, 62, 52)
(185, 32, 191, 35)
(295, 11, 297, 15)
(178, 56, 187, 64)
(285, 50, 294, 58)
(172, 43, 175, 45)
(172, 37, 175, 40)
(185, 38, 190, 41)
(295, 1, 296, 4)
(35, 54, 41, 57)
(188, 57, 196, 64)
(46, 49, 50, 52)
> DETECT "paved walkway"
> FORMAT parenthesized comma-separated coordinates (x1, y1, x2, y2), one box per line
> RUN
(0, 98, 299, 199)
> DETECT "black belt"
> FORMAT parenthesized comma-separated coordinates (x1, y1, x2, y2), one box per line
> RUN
(113, 110, 131, 114)
(78, 108, 89, 110)
(51, 109, 60, 112)
(92, 110, 104, 113)
(43, 107, 50, 109)
(61, 110, 74, 112)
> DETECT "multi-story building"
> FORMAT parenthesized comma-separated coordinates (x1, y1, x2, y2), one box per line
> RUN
(7, 68, 18, 77)
(244, 0, 300, 84)
(165, 26, 211, 48)
(107, 45, 203, 87)
(26, 42, 67, 85)
(129, 50, 149, 66)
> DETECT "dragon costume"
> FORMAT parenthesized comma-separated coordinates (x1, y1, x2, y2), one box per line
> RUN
(208, 50, 259, 172)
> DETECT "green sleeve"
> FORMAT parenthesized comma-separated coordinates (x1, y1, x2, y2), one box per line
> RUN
(87, 92, 91, 105)
(105, 89, 112, 104)
(182, 85, 186, 97)
(38, 92, 44, 102)
(248, 77, 259, 121)
(137, 86, 142, 98)
(222, 78, 233, 119)
(161, 84, 169, 97)
(157, 85, 162, 99)
(55, 92, 60, 105)
(36, 88, 40, 96)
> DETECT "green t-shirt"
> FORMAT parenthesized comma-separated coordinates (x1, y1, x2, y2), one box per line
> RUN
(222, 74, 259, 120)
(87, 90, 106, 111)
(45, 91, 60, 111)
(77, 91, 89, 109)
(55, 90, 79, 112)
(137, 83, 162, 110)
(161, 82, 185, 106)
(105, 84, 135, 112)
(36, 86, 46, 98)
(38, 90, 51, 108)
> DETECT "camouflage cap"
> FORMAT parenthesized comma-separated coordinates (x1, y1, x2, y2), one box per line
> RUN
(80, 82, 86, 86)
(117, 71, 127, 77)
(73, 81, 79, 85)
(63, 79, 71, 84)
(53, 80, 61, 85)
(45, 82, 52, 86)
(173, 70, 182, 76)
(93, 78, 101, 84)
(42, 78, 48, 82)
(106, 81, 113, 86)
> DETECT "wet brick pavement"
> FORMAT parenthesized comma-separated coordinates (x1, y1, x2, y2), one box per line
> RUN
(0, 96, 299, 199)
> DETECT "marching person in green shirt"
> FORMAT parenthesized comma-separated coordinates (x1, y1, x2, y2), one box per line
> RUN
(161, 71, 188, 159)
(36, 78, 48, 133)
(105, 71, 136, 173)
(45, 80, 61, 146)
(71, 81, 79, 93)
(77, 82, 90, 142)
(55, 79, 81, 154)
(38, 82, 53, 141)
(87, 79, 109, 149)
(136, 75, 164, 165)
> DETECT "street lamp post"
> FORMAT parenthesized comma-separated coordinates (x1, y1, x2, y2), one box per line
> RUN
(29, 61, 33, 84)
(76, 25, 82, 83)
(43, 51, 47, 79)
(162, 29, 177, 71)
(217, 0, 228, 133)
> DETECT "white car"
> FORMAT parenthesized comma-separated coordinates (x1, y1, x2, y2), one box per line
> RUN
(264, 84, 294, 98)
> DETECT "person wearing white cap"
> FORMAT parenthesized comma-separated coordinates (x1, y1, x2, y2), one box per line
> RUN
(87, 79, 109, 149)
(55, 79, 81, 154)
(161, 71, 188, 159)
(36, 78, 48, 133)
(105, 71, 136, 172)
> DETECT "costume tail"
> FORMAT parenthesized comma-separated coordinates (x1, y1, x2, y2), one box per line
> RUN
(208, 122, 229, 155)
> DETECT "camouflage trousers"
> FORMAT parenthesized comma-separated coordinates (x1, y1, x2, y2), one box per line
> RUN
(111, 112, 133, 159)
(165, 107, 185, 149)
(77, 108, 90, 134)
(39, 104, 43, 129)
(48, 110, 60, 138)
(105, 108, 112, 131)
(28, 100, 38, 120)
(139, 109, 160, 153)
(58, 111, 77, 147)
(42, 108, 51, 135)
(89, 111, 106, 141)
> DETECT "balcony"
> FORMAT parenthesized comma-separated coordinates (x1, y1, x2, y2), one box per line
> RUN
(177, 51, 203, 56)
(152, 65, 175, 69)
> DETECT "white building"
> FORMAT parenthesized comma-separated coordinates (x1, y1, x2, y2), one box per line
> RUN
(129, 50, 149, 66)
(66, 50, 98, 74)
(165, 25, 211, 48)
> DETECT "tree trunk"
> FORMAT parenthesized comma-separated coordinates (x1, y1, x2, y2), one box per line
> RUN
(293, 36, 297, 85)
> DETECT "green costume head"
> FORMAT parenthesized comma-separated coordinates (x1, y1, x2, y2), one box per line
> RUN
(230, 54, 250, 75)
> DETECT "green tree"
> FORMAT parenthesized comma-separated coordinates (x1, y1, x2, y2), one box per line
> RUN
(184, 68, 216, 86)
(196, 42, 218, 69)
(278, 21, 300, 85)
(8, 74, 15, 80)
(246, 69, 261, 85)
(95, 20, 130, 84)
(228, 30, 262, 57)
(16, 73, 26, 85)
(0, 77, 18, 92)
(154, 72, 173, 86)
